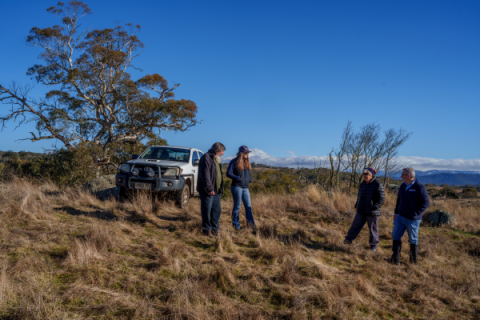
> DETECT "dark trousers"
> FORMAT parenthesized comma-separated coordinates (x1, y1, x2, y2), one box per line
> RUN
(199, 193, 222, 233)
(345, 213, 380, 249)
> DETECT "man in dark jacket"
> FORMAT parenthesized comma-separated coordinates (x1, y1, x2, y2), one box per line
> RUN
(387, 167, 430, 265)
(197, 142, 225, 237)
(344, 167, 385, 252)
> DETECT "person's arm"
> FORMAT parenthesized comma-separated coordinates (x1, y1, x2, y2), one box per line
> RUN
(201, 156, 215, 195)
(373, 182, 385, 210)
(416, 185, 430, 216)
(248, 169, 252, 183)
(394, 186, 402, 220)
(226, 160, 241, 181)
(354, 186, 361, 209)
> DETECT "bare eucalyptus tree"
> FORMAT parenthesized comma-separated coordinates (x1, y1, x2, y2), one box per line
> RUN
(340, 123, 411, 191)
(380, 128, 411, 186)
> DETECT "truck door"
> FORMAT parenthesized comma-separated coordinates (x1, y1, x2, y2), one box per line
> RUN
(191, 151, 199, 193)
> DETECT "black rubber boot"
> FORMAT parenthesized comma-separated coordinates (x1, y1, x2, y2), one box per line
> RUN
(387, 240, 401, 265)
(409, 244, 418, 265)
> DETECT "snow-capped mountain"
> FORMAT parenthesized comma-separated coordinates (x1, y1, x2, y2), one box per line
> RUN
(415, 170, 480, 176)
(382, 170, 480, 186)
(386, 170, 480, 180)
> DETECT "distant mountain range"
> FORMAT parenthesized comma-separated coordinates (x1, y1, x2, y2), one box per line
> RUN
(387, 170, 480, 186)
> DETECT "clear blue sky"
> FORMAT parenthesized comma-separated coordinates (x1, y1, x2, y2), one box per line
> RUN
(1, 0, 479, 169)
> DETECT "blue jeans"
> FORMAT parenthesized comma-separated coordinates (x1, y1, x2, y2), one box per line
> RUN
(392, 215, 421, 245)
(199, 193, 222, 233)
(231, 186, 255, 229)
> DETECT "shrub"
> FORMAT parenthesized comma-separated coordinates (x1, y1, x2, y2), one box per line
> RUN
(438, 186, 459, 199)
(0, 142, 156, 187)
(256, 170, 298, 194)
(462, 188, 478, 199)
(1, 146, 99, 186)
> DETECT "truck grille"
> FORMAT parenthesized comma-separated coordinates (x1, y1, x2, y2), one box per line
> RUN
(132, 164, 160, 178)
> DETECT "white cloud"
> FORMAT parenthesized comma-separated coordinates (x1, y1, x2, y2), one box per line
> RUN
(223, 148, 480, 171)
(224, 148, 329, 168)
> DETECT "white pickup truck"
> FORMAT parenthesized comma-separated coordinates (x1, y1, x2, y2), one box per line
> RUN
(115, 146, 204, 208)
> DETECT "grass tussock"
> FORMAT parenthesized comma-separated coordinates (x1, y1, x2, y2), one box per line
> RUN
(0, 178, 479, 319)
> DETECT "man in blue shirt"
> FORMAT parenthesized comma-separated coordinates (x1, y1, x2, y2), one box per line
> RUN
(387, 167, 430, 265)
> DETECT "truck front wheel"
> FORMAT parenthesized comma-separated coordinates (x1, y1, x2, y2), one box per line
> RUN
(175, 183, 190, 208)
(116, 186, 130, 202)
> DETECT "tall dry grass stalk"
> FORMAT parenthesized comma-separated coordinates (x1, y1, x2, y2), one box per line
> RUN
(0, 178, 479, 319)
(0, 260, 10, 311)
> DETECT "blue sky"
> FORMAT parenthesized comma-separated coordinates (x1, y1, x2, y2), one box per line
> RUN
(1, 0, 479, 170)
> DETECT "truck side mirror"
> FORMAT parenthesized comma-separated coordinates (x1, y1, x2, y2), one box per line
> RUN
(193, 159, 200, 166)
(132, 154, 139, 159)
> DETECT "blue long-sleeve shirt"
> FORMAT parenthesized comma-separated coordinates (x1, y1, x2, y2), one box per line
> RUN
(226, 159, 252, 188)
(394, 179, 430, 220)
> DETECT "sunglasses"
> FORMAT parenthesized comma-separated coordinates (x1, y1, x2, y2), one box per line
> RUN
(362, 173, 370, 175)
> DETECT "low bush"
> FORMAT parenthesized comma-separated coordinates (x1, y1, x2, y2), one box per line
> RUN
(438, 186, 459, 199)
(462, 188, 478, 198)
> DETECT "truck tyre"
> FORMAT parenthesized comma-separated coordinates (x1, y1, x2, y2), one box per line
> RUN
(175, 183, 190, 208)
(116, 187, 130, 202)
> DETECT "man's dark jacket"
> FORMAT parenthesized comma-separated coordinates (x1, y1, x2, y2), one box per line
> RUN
(197, 149, 224, 196)
(226, 159, 252, 188)
(395, 179, 430, 221)
(355, 178, 385, 216)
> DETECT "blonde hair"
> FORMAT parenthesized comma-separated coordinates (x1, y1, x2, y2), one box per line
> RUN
(235, 152, 251, 171)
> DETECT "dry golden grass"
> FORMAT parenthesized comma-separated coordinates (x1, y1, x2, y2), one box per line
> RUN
(0, 179, 479, 319)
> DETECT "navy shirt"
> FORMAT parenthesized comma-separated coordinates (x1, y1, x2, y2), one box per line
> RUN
(394, 179, 430, 220)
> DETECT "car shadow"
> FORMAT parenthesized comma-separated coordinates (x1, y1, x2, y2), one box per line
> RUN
(157, 215, 190, 222)
(55, 206, 172, 231)
(54, 206, 118, 221)
(258, 225, 348, 253)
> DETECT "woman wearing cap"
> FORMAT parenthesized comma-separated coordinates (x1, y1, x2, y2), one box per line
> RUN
(344, 167, 385, 252)
(226, 146, 256, 230)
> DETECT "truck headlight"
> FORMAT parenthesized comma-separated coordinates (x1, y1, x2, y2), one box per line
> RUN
(132, 168, 139, 176)
(145, 167, 155, 177)
(119, 164, 131, 172)
(163, 168, 180, 176)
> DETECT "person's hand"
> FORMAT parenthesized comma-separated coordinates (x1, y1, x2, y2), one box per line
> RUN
(208, 191, 215, 196)
(393, 215, 398, 222)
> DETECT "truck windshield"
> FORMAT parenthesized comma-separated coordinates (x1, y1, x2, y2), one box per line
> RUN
(140, 147, 190, 162)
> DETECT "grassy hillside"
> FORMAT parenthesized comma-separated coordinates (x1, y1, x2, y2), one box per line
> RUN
(1, 179, 480, 319)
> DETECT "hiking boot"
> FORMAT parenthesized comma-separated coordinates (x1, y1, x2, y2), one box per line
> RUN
(370, 247, 377, 253)
(386, 240, 401, 265)
(212, 231, 219, 237)
(409, 244, 418, 265)
(204, 230, 213, 238)
(343, 239, 352, 245)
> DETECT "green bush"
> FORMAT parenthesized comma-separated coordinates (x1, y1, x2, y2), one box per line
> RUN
(0, 142, 159, 187)
(1, 147, 97, 186)
(463, 188, 478, 198)
(221, 169, 298, 196)
(439, 186, 459, 199)
(255, 170, 298, 194)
